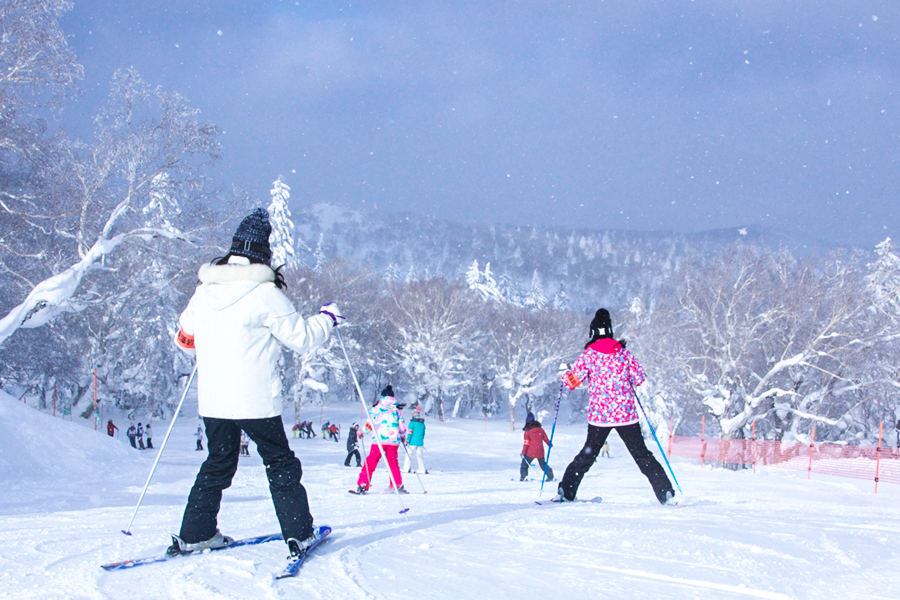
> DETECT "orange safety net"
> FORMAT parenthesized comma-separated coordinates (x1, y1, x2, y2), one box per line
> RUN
(669, 435, 900, 487)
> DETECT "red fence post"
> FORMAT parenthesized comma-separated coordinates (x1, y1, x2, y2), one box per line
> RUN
(875, 421, 884, 494)
(752, 419, 757, 474)
(701, 415, 706, 469)
(667, 415, 674, 457)
(807, 426, 816, 480)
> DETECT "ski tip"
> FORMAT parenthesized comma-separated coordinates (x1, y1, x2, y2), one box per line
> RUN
(399, 508, 410, 514)
(121, 530, 132, 536)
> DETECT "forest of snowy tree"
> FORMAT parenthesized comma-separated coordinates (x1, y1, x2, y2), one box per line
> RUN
(1, 1, 899, 451)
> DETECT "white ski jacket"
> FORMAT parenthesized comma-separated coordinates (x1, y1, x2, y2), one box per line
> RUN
(177, 256, 332, 419)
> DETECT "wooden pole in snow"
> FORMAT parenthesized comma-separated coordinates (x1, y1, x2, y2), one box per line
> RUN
(807, 426, 816, 480)
(875, 421, 884, 494)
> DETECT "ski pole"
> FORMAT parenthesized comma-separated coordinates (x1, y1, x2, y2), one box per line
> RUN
(539, 381, 564, 497)
(420, 446, 443, 472)
(122, 366, 197, 535)
(398, 439, 428, 493)
(335, 328, 410, 515)
(630, 383, 683, 496)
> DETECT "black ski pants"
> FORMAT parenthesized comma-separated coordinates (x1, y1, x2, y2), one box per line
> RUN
(559, 422, 673, 503)
(520, 456, 553, 481)
(344, 449, 361, 467)
(179, 416, 313, 544)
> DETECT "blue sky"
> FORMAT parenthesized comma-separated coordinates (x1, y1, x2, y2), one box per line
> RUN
(61, 1, 900, 248)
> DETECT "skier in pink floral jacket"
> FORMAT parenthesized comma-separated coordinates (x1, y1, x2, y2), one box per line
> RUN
(555, 308, 674, 504)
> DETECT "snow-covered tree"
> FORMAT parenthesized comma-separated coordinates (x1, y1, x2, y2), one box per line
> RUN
(380, 278, 476, 420)
(0, 68, 223, 349)
(404, 265, 417, 283)
(268, 177, 300, 270)
(384, 263, 402, 283)
(498, 272, 522, 307)
(488, 306, 575, 429)
(551, 284, 570, 310)
(523, 270, 547, 310)
(312, 233, 326, 273)
(662, 243, 876, 443)
(465, 260, 503, 302)
(868, 238, 900, 323)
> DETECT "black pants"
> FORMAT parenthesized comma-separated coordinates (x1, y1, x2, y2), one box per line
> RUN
(559, 422, 673, 503)
(147, 438, 153, 449)
(179, 416, 313, 544)
(520, 456, 553, 481)
(344, 449, 361, 467)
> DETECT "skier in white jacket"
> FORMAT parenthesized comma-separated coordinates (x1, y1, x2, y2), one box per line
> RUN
(168, 208, 344, 562)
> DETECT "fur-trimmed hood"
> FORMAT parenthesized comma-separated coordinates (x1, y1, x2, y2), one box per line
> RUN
(196, 258, 275, 312)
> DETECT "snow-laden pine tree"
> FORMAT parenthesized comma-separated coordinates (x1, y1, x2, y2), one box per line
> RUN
(465, 260, 481, 289)
(552, 283, 570, 310)
(384, 263, 402, 283)
(268, 177, 300, 270)
(523, 270, 547, 310)
(312, 233, 326, 273)
(498, 272, 522, 307)
(466, 260, 503, 302)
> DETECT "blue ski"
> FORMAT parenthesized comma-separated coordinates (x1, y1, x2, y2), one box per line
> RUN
(275, 525, 332, 579)
(534, 496, 602, 506)
(101, 533, 283, 571)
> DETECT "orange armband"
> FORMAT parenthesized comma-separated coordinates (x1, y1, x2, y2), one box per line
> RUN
(564, 371, 583, 390)
(176, 328, 195, 350)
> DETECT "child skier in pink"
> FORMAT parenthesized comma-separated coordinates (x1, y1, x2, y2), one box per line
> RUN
(557, 308, 674, 504)
(355, 386, 408, 494)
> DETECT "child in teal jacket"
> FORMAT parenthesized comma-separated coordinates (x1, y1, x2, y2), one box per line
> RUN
(403, 405, 427, 474)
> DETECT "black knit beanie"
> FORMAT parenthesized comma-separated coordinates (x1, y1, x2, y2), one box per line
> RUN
(589, 308, 613, 339)
(381, 385, 394, 398)
(230, 208, 272, 264)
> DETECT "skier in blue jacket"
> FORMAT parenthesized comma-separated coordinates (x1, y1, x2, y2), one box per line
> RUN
(403, 405, 427, 474)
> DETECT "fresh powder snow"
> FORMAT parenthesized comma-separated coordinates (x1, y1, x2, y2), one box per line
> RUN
(0, 389, 897, 599)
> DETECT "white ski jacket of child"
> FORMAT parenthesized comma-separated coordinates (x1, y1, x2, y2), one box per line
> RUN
(177, 256, 332, 419)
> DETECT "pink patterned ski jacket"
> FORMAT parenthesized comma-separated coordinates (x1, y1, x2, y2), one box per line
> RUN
(562, 338, 646, 427)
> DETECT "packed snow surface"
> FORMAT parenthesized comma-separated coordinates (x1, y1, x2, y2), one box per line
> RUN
(1, 392, 897, 599)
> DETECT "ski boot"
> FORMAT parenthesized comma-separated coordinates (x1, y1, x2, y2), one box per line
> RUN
(550, 488, 571, 503)
(166, 529, 233, 556)
(286, 528, 320, 560)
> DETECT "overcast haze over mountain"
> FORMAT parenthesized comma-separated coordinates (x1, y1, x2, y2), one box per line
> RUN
(61, 1, 900, 249)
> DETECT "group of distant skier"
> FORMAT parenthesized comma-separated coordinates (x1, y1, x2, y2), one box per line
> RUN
(108, 419, 154, 450)
(291, 421, 317, 438)
(144, 208, 674, 568)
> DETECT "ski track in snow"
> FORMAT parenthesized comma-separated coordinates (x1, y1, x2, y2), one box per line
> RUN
(1, 398, 899, 599)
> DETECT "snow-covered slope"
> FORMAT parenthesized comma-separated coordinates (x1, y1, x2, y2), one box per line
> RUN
(1, 394, 897, 599)
(0, 390, 146, 514)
